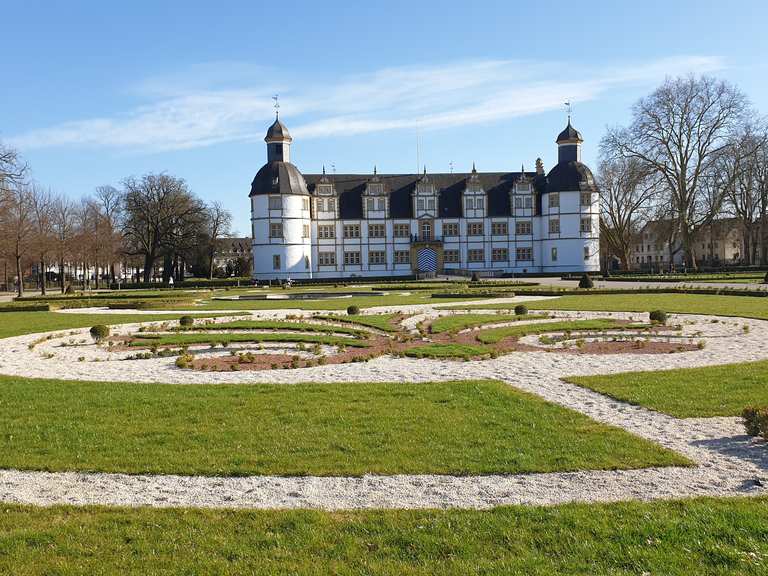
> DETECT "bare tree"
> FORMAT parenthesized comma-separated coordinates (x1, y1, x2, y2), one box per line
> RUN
(94, 185, 123, 283)
(597, 154, 659, 270)
(0, 183, 35, 296)
(604, 75, 752, 269)
(205, 201, 232, 279)
(51, 195, 75, 293)
(121, 173, 205, 283)
(0, 141, 27, 186)
(30, 185, 55, 294)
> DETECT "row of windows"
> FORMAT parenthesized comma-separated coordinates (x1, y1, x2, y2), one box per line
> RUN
(310, 219, 591, 239)
(279, 245, 593, 270)
(270, 192, 594, 216)
(270, 223, 311, 238)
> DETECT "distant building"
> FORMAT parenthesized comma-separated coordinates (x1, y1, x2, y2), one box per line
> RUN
(249, 116, 600, 279)
(212, 237, 252, 277)
(630, 218, 744, 270)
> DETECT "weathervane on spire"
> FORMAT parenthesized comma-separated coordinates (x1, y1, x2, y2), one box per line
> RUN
(564, 101, 572, 122)
(272, 94, 280, 118)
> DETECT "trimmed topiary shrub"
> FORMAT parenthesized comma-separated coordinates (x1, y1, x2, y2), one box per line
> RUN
(179, 315, 194, 327)
(578, 274, 594, 289)
(471, 272, 480, 282)
(743, 406, 768, 440)
(514, 304, 528, 316)
(346, 305, 360, 315)
(89, 325, 110, 342)
(649, 310, 667, 325)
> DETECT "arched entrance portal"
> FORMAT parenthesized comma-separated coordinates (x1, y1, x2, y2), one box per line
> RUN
(417, 247, 438, 273)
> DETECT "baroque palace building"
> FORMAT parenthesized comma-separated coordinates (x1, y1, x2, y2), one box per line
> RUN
(250, 116, 600, 279)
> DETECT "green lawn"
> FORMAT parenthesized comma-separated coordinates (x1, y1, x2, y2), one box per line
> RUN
(0, 311, 235, 340)
(130, 332, 369, 348)
(0, 377, 687, 476)
(169, 319, 365, 336)
(429, 313, 546, 333)
(476, 319, 620, 344)
(313, 313, 403, 332)
(404, 343, 491, 359)
(2, 498, 767, 575)
(567, 360, 768, 418)
(454, 293, 768, 320)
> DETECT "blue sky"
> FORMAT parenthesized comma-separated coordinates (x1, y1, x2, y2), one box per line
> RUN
(2, 0, 767, 234)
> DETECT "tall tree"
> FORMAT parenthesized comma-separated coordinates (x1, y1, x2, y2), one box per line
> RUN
(1, 183, 35, 296)
(205, 201, 233, 279)
(604, 75, 751, 269)
(30, 185, 55, 294)
(596, 154, 659, 270)
(51, 195, 75, 293)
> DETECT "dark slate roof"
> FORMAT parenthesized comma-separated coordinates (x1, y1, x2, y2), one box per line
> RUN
(545, 161, 597, 193)
(304, 172, 539, 219)
(250, 161, 309, 196)
(556, 120, 583, 143)
(264, 117, 292, 142)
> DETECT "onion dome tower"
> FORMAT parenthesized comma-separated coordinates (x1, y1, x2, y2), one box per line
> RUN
(539, 118, 600, 273)
(249, 114, 313, 280)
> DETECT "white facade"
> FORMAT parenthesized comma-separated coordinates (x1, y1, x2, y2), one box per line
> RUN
(251, 120, 600, 280)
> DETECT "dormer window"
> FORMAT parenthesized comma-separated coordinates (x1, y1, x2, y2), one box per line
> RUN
(363, 169, 389, 219)
(462, 168, 486, 218)
(413, 171, 438, 218)
(314, 175, 337, 220)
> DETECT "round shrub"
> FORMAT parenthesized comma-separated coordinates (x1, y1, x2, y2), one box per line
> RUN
(649, 310, 667, 324)
(514, 304, 528, 316)
(578, 274, 594, 289)
(89, 325, 110, 342)
(346, 305, 360, 316)
(179, 315, 194, 327)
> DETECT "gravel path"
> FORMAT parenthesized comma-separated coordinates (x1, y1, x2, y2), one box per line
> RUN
(0, 302, 766, 509)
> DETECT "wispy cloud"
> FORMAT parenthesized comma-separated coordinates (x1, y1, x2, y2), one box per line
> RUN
(10, 55, 724, 152)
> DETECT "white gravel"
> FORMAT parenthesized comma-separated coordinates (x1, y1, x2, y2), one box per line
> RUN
(0, 302, 766, 509)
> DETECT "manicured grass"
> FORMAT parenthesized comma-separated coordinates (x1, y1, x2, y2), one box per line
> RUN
(130, 332, 369, 348)
(0, 377, 687, 476)
(0, 311, 234, 340)
(404, 343, 491, 359)
(456, 293, 768, 320)
(476, 319, 620, 344)
(169, 319, 365, 336)
(429, 313, 547, 333)
(2, 497, 767, 574)
(313, 313, 403, 332)
(567, 360, 768, 418)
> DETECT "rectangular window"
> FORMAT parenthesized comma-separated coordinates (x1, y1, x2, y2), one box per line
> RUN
(468, 249, 484, 262)
(302, 197, 310, 211)
(366, 197, 375, 211)
(515, 220, 532, 235)
(316, 198, 325, 212)
(491, 222, 508, 236)
(427, 198, 435, 210)
(269, 223, 282, 238)
(443, 222, 459, 237)
(581, 192, 592, 206)
(344, 251, 361, 266)
(318, 252, 336, 266)
(394, 223, 410, 238)
(394, 250, 410, 264)
(272, 254, 281, 270)
(302, 224, 310, 238)
(475, 197, 484, 210)
(524, 196, 532, 209)
(368, 224, 385, 238)
(516, 247, 532, 261)
(417, 198, 425, 211)
(549, 193, 560, 208)
(444, 249, 460, 263)
(468, 222, 484, 236)
(318, 224, 335, 239)
(584, 246, 590, 260)
(377, 198, 386, 211)
(343, 224, 360, 239)
(514, 197, 523, 209)
(368, 251, 386, 265)
(268, 196, 281, 210)
(492, 248, 508, 262)
(465, 198, 474, 211)
(580, 218, 592, 234)
(551, 247, 558, 261)
(326, 198, 335, 212)
(549, 218, 560, 234)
